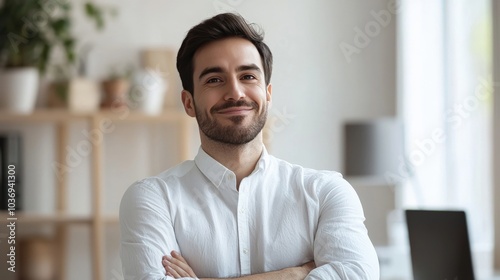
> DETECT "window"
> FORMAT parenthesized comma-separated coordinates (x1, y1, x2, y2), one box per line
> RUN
(398, 0, 493, 271)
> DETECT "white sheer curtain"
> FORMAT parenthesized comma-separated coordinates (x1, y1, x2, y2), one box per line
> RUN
(398, 0, 493, 275)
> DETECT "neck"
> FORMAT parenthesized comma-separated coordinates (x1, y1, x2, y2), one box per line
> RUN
(200, 132, 264, 189)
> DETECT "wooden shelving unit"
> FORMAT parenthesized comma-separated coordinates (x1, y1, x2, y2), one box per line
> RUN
(0, 109, 194, 280)
(0, 212, 93, 224)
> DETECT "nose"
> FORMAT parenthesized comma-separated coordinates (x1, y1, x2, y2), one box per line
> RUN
(224, 77, 245, 101)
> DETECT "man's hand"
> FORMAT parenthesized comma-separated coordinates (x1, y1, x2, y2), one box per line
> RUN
(162, 250, 198, 278)
(162, 252, 316, 280)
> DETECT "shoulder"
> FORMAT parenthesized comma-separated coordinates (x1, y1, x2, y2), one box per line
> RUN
(270, 155, 357, 202)
(270, 155, 346, 185)
(120, 160, 196, 205)
(302, 167, 357, 204)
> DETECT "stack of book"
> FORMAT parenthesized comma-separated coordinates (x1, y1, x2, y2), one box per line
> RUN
(0, 132, 22, 210)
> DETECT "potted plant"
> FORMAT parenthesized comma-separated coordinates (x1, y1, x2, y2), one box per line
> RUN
(0, 0, 113, 113)
(101, 64, 134, 109)
(0, 0, 71, 113)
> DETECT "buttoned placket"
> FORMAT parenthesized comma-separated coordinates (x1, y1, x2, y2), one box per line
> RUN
(236, 175, 251, 275)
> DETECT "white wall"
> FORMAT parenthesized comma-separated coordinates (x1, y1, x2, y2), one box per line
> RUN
(493, 0, 500, 270)
(71, 0, 397, 170)
(4, 1, 397, 279)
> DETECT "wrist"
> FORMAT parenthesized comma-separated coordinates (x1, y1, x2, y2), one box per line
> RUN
(280, 267, 308, 279)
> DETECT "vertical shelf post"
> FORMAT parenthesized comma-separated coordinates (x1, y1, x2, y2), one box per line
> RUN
(55, 121, 69, 280)
(90, 115, 104, 280)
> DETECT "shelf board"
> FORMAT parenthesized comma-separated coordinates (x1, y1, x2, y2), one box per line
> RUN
(103, 215, 119, 224)
(0, 212, 121, 225)
(0, 212, 92, 224)
(96, 109, 189, 122)
(0, 109, 88, 122)
(0, 109, 191, 123)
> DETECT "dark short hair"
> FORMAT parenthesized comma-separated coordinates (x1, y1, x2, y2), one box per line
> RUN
(176, 13, 273, 94)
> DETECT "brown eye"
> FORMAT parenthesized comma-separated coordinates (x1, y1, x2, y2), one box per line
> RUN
(207, 77, 222, 83)
(241, 75, 256, 80)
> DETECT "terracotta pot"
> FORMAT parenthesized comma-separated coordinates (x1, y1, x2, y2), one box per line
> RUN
(101, 79, 130, 109)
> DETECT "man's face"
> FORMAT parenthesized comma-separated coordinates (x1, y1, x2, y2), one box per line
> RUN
(183, 37, 272, 145)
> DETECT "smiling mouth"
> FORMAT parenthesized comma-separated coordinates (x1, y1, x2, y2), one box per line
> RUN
(217, 107, 253, 115)
(212, 100, 258, 116)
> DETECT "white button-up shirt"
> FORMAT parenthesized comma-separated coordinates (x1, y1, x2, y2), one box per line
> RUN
(120, 147, 379, 279)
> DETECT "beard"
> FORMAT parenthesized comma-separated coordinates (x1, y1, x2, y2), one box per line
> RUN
(195, 99, 268, 145)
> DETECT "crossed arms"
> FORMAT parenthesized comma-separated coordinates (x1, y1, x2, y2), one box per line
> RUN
(119, 177, 380, 280)
(162, 251, 316, 280)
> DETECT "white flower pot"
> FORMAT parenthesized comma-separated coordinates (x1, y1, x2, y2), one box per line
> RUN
(129, 69, 167, 115)
(0, 67, 39, 113)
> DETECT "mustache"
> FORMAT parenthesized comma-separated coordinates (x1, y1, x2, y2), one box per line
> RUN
(211, 100, 259, 113)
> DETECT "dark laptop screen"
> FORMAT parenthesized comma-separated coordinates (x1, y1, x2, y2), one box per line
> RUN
(405, 210, 475, 280)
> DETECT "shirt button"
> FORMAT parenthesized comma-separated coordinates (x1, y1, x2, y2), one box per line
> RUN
(239, 208, 245, 214)
(243, 248, 249, 254)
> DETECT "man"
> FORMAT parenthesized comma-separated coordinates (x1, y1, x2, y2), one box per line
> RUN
(120, 13, 379, 280)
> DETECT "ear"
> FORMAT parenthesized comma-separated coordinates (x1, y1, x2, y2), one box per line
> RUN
(181, 90, 196, 117)
(266, 83, 272, 103)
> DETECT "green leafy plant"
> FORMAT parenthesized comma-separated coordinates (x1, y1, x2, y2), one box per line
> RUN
(85, 2, 118, 31)
(0, 0, 114, 74)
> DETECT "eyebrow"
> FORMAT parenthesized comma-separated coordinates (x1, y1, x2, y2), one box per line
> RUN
(198, 64, 262, 81)
(198, 66, 223, 81)
(236, 64, 262, 73)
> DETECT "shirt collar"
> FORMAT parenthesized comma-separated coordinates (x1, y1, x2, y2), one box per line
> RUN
(194, 146, 270, 188)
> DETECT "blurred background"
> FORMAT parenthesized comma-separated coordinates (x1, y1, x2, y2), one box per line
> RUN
(0, 0, 498, 279)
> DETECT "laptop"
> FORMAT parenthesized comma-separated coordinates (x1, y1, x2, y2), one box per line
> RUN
(405, 209, 475, 280)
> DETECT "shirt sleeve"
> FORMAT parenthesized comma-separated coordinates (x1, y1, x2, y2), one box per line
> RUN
(119, 178, 198, 280)
(305, 175, 380, 280)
